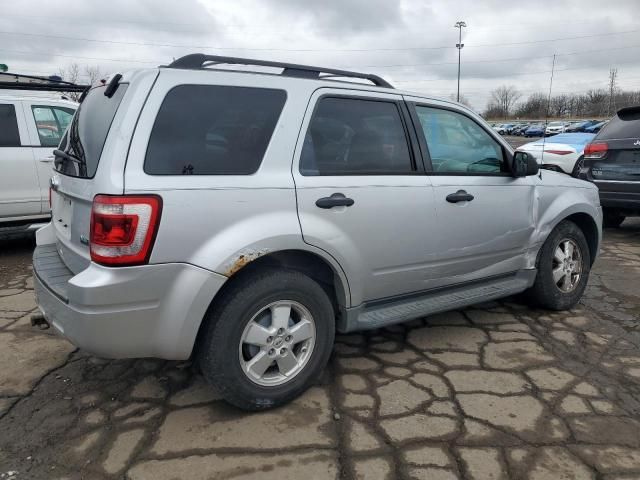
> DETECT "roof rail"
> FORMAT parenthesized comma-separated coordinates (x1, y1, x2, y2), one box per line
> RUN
(0, 72, 89, 93)
(166, 53, 393, 89)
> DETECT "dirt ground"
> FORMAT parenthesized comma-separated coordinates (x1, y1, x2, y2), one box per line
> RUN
(0, 220, 639, 480)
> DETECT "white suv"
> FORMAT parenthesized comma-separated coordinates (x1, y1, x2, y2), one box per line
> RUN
(0, 96, 76, 228)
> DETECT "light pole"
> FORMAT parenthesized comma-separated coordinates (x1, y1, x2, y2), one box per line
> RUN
(454, 21, 467, 102)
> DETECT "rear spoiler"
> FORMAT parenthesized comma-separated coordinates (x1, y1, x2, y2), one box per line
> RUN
(617, 105, 640, 119)
(0, 72, 89, 93)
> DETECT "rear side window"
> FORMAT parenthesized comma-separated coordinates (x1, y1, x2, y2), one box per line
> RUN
(300, 97, 413, 175)
(145, 85, 286, 175)
(0, 104, 20, 147)
(31, 105, 75, 147)
(598, 109, 640, 139)
(59, 84, 128, 178)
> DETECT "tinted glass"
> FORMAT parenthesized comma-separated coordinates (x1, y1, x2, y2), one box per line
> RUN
(0, 104, 20, 147)
(597, 109, 640, 139)
(145, 85, 286, 175)
(58, 84, 128, 178)
(32, 106, 75, 147)
(415, 106, 504, 174)
(300, 97, 413, 175)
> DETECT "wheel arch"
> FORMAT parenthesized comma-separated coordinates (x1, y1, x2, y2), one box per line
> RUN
(192, 248, 350, 359)
(564, 212, 599, 266)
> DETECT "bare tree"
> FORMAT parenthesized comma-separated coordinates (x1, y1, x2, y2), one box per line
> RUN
(58, 63, 103, 101)
(84, 65, 103, 85)
(449, 93, 472, 108)
(489, 85, 521, 118)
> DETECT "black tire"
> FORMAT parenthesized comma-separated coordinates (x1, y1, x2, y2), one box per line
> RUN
(526, 220, 591, 310)
(571, 155, 584, 177)
(198, 268, 335, 411)
(603, 208, 625, 228)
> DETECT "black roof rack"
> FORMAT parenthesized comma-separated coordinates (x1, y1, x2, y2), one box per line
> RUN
(166, 53, 393, 89)
(0, 72, 89, 93)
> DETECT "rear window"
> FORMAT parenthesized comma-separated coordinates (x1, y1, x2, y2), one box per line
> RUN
(598, 109, 640, 139)
(58, 84, 128, 178)
(0, 104, 20, 147)
(145, 85, 286, 175)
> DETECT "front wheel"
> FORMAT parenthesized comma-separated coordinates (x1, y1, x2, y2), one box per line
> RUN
(198, 268, 335, 411)
(525, 220, 590, 310)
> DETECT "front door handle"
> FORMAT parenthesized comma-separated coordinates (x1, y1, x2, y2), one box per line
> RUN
(39, 156, 55, 163)
(446, 190, 474, 203)
(316, 193, 355, 209)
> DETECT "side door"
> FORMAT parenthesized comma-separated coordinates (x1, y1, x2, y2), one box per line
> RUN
(23, 102, 76, 213)
(0, 101, 42, 219)
(407, 100, 536, 284)
(293, 89, 438, 307)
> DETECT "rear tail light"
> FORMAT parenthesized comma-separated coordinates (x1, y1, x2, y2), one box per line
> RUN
(584, 142, 608, 159)
(90, 195, 162, 266)
(48, 187, 52, 210)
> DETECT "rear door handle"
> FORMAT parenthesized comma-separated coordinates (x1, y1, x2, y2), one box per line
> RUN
(315, 193, 355, 209)
(446, 190, 474, 203)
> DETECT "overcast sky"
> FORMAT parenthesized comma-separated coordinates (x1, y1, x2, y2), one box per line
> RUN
(1, 0, 639, 110)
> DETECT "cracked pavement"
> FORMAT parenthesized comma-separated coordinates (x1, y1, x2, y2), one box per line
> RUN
(0, 221, 640, 480)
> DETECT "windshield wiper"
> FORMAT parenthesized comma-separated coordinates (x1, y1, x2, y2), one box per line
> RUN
(53, 149, 84, 169)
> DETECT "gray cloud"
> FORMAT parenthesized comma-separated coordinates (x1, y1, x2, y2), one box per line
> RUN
(1, 0, 639, 110)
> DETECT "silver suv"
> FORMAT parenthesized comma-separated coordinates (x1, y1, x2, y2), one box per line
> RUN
(34, 54, 602, 410)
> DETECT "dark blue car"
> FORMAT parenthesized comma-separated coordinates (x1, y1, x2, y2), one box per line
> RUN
(584, 121, 607, 133)
(568, 120, 599, 132)
(524, 124, 545, 137)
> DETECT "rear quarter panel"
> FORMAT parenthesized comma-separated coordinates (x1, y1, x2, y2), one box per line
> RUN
(124, 69, 351, 300)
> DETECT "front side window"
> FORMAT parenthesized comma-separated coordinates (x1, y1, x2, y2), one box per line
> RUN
(0, 104, 21, 147)
(145, 85, 286, 175)
(415, 106, 505, 174)
(300, 97, 413, 175)
(32, 106, 75, 147)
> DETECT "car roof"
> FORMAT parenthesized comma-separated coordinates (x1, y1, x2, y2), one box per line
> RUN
(118, 65, 479, 118)
(0, 95, 78, 107)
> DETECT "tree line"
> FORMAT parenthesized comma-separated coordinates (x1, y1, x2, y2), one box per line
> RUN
(483, 85, 640, 120)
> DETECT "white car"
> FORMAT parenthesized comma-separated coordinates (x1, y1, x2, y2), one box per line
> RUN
(515, 132, 595, 175)
(492, 124, 507, 135)
(545, 121, 569, 136)
(0, 96, 77, 228)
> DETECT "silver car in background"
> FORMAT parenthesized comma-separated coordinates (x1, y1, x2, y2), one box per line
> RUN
(33, 54, 602, 410)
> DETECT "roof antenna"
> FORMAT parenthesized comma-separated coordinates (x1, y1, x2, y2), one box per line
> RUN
(539, 54, 556, 178)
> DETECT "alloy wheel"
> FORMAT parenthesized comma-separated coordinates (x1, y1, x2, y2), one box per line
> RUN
(238, 300, 316, 386)
(552, 238, 583, 293)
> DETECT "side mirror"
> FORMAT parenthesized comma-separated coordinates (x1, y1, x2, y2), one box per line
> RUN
(512, 151, 539, 177)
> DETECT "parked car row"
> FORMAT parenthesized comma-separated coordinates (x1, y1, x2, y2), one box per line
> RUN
(490, 119, 609, 138)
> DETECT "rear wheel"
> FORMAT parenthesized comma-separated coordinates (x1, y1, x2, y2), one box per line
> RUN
(198, 268, 335, 411)
(526, 220, 590, 310)
(603, 208, 625, 228)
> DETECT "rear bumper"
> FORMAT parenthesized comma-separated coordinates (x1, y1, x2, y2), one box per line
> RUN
(34, 244, 227, 360)
(600, 191, 640, 210)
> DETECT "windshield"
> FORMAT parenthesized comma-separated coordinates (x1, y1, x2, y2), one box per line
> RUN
(57, 84, 128, 178)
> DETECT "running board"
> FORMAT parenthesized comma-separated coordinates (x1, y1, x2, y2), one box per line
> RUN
(339, 270, 536, 332)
